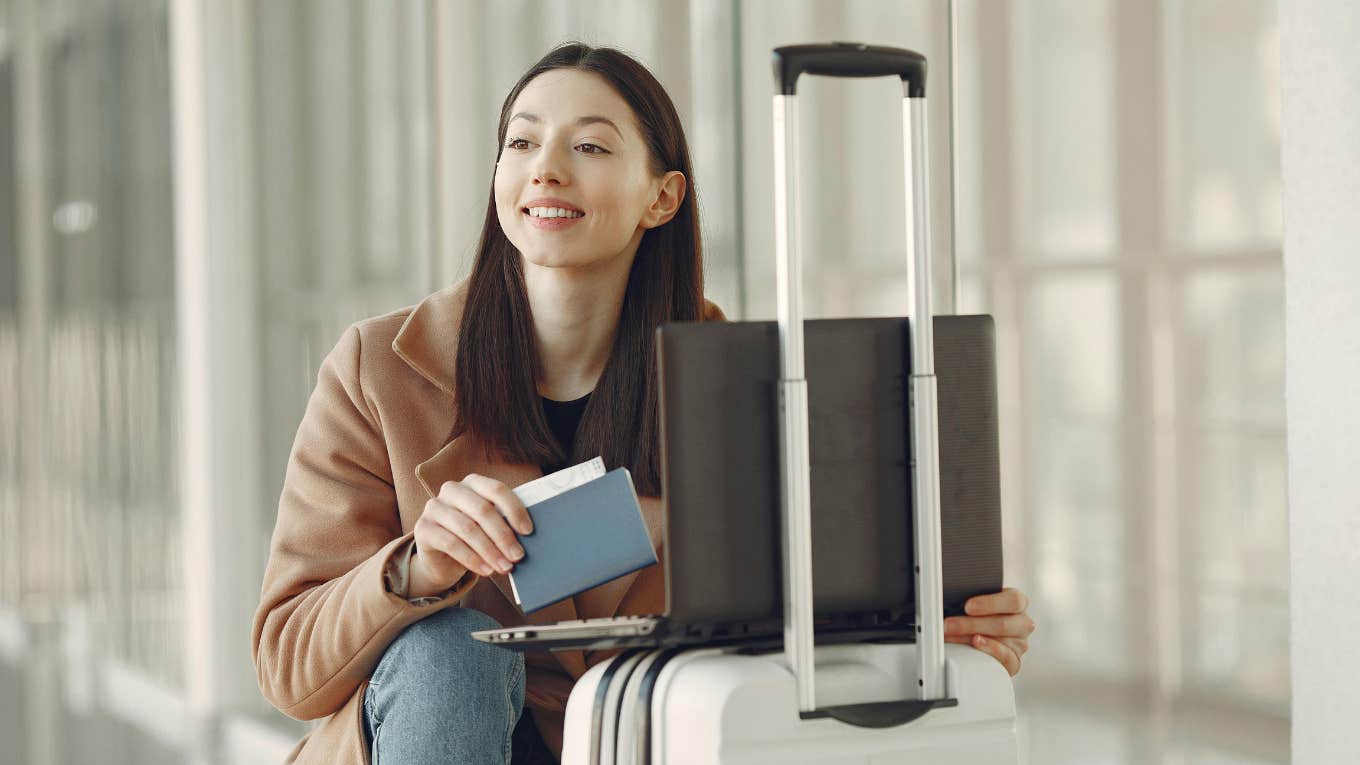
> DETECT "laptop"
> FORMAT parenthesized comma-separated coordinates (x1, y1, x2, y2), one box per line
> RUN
(470, 316, 1003, 652)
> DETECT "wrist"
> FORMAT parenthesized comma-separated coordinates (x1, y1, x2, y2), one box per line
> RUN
(408, 549, 468, 600)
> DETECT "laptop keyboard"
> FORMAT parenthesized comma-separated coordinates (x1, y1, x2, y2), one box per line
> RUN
(554, 614, 656, 625)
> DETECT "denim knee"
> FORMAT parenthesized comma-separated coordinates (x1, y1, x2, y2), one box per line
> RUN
(365, 607, 526, 763)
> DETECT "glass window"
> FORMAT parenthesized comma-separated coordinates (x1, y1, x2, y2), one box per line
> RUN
(1023, 279, 1127, 677)
(1184, 588, 1289, 711)
(1027, 277, 1121, 420)
(960, 0, 1287, 757)
(40, 0, 182, 690)
(252, 1, 438, 545)
(1167, 0, 1281, 253)
(1181, 270, 1285, 429)
(1013, 0, 1118, 259)
(737, 0, 947, 320)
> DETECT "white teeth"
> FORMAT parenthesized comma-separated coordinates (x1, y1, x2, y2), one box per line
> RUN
(527, 207, 584, 219)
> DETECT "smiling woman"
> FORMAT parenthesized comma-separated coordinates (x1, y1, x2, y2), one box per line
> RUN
(251, 42, 710, 765)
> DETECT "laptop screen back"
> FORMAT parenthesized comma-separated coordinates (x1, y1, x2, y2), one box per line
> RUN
(657, 316, 1003, 625)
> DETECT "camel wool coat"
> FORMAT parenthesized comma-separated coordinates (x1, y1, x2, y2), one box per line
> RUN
(252, 280, 726, 763)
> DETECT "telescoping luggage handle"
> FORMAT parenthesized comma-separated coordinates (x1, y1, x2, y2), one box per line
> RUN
(772, 42, 956, 727)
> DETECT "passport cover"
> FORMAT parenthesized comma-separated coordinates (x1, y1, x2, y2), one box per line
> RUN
(509, 467, 657, 613)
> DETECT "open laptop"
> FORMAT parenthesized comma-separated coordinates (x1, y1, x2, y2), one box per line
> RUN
(471, 316, 1003, 652)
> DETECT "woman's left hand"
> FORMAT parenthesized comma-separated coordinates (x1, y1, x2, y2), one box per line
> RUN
(943, 587, 1035, 676)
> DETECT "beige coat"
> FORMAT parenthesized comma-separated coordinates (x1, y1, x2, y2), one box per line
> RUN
(252, 281, 725, 763)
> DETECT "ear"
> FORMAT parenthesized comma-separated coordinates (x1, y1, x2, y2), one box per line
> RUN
(640, 171, 686, 229)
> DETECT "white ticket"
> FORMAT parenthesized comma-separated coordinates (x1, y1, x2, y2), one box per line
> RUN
(511, 456, 606, 507)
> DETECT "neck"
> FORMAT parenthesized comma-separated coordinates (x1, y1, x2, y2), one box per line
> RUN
(523, 254, 635, 401)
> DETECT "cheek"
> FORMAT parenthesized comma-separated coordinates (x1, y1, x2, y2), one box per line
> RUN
(493, 165, 511, 211)
(493, 165, 520, 230)
(595, 177, 652, 231)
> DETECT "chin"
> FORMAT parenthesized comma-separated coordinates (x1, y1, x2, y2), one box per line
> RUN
(518, 248, 585, 269)
(517, 245, 627, 274)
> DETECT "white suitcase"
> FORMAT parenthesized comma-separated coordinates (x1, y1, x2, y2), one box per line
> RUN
(565, 643, 1016, 764)
(562, 42, 1019, 765)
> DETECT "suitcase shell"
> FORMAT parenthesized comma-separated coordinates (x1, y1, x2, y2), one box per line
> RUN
(563, 643, 1017, 764)
(562, 41, 1018, 763)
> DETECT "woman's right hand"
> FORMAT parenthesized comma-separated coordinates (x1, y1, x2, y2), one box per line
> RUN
(408, 474, 535, 599)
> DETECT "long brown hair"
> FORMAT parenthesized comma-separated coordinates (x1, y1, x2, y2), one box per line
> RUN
(452, 42, 704, 495)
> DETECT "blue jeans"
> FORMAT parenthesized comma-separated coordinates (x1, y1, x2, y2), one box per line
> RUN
(362, 607, 558, 764)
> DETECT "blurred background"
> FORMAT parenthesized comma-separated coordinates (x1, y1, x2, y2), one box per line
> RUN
(0, 0, 1285, 763)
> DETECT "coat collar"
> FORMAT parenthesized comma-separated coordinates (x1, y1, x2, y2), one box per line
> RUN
(391, 280, 467, 396)
(397, 280, 643, 627)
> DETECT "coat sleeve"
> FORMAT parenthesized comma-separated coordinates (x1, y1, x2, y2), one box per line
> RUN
(251, 324, 475, 720)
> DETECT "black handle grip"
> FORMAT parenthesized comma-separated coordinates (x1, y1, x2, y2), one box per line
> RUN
(800, 697, 959, 728)
(773, 42, 927, 97)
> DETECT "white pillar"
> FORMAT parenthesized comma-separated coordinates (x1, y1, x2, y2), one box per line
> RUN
(13, 0, 57, 763)
(169, 1, 263, 762)
(431, 0, 489, 288)
(1281, 2, 1360, 762)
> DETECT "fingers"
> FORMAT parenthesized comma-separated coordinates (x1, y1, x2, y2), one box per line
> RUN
(944, 633, 1028, 662)
(412, 516, 486, 577)
(462, 473, 534, 535)
(944, 610, 1031, 677)
(945, 628, 1028, 652)
(424, 499, 516, 575)
(944, 606, 1031, 676)
(417, 505, 501, 576)
(963, 587, 1030, 617)
(996, 636, 1029, 661)
(437, 480, 526, 570)
(945, 613, 1036, 639)
(971, 634, 1022, 676)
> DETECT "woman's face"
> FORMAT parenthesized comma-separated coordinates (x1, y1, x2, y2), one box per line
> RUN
(494, 69, 676, 272)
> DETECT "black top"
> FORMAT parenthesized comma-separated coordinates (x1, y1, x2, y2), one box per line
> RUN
(540, 392, 591, 475)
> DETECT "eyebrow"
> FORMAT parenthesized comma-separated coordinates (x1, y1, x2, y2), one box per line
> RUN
(507, 112, 625, 142)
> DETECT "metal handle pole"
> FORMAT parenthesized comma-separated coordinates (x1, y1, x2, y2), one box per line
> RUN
(773, 92, 817, 713)
(906, 95, 946, 701)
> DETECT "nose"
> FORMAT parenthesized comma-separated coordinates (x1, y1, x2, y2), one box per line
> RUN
(531, 143, 569, 186)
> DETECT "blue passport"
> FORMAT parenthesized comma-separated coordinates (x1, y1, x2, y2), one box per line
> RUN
(509, 467, 657, 613)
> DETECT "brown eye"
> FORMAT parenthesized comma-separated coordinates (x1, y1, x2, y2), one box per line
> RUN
(505, 138, 530, 150)
(576, 143, 608, 154)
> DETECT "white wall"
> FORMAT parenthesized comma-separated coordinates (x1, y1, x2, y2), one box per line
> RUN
(1281, 2, 1360, 762)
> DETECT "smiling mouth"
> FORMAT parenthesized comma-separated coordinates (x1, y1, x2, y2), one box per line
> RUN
(522, 207, 586, 219)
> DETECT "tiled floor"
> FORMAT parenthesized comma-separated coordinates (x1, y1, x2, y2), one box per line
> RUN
(1016, 688, 1288, 765)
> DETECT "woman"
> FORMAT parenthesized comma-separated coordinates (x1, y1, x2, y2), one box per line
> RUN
(252, 42, 1035, 765)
